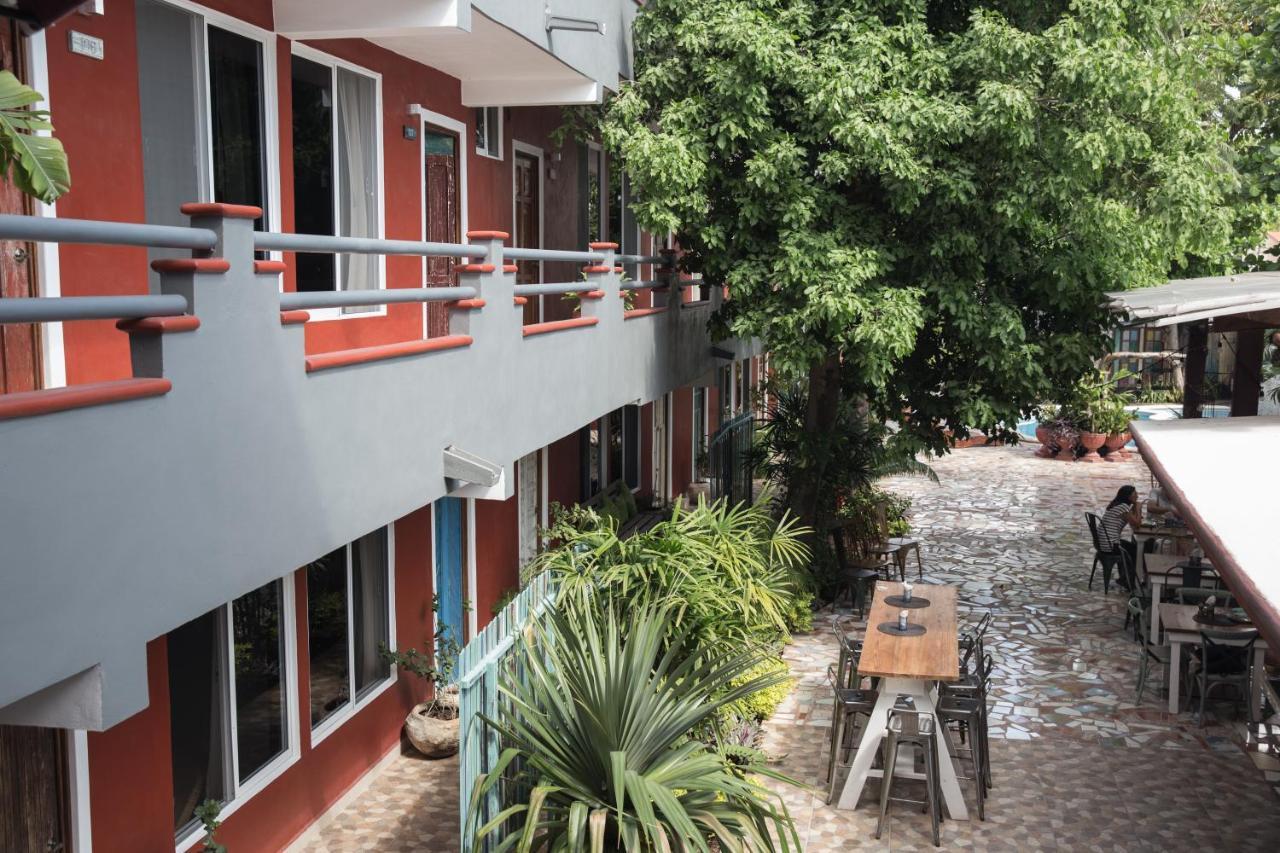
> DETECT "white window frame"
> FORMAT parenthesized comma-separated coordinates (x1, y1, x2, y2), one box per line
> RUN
(175, 573, 302, 853)
(414, 107, 470, 339)
(585, 141, 606, 244)
(691, 386, 709, 482)
(145, 0, 283, 236)
(475, 106, 503, 160)
(309, 524, 399, 747)
(289, 42, 387, 323)
(511, 139, 545, 323)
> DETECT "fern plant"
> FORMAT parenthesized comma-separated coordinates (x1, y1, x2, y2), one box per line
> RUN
(467, 599, 801, 852)
(0, 71, 69, 203)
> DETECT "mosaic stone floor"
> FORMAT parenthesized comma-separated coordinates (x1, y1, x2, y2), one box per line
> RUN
(762, 444, 1280, 851)
(299, 444, 1279, 851)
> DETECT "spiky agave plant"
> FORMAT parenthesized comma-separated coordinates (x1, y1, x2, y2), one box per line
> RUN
(466, 599, 802, 852)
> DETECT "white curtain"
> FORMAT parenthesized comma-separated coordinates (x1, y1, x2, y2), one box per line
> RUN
(336, 69, 378, 313)
(352, 527, 389, 694)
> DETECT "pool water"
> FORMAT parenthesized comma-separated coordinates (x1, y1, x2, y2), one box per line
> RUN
(1014, 404, 1229, 441)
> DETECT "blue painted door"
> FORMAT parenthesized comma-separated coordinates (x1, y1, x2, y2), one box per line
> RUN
(434, 497, 465, 650)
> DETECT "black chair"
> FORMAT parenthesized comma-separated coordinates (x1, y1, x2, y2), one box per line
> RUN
(1086, 513, 1133, 594)
(1188, 628, 1258, 726)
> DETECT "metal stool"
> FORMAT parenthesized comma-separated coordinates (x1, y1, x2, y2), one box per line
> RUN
(825, 663, 879, 803)
(936, 693, 987, 820)
(875, 709, 941, 846)
(843, 567, 881, 620)
(887, 537, 924, 578)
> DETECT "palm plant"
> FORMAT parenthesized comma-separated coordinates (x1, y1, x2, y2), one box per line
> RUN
(0, 71, 69, 203)
(467, 599, 802, 852)
(531, 496, 810, 652)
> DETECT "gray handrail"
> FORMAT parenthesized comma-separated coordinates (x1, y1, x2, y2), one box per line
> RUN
(0, 214, 217, 250)
(620, 280, 665, 291)
(513, 282, 601, 297)
(280, 287, 476, 311)
(504, 247, 605, 263)
(615, 255, 670, 266)
(255, 231, 487, 258)
(0, 294, 189, 324)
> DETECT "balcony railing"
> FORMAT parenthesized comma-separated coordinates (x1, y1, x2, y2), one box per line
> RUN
(0, 203, 754, 731)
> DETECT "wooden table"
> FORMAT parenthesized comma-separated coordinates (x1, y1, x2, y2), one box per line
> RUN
(1159, 603, 1266, 718)
(1144, 554, 1218, 645)
(836, 582, 967, 820)
(1134, 521, 1196, 578)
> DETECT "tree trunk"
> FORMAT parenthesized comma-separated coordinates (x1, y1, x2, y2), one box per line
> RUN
(790, 354, 842, 542)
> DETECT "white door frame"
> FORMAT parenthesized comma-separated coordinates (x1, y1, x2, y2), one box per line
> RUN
(511, 139, 544, 323)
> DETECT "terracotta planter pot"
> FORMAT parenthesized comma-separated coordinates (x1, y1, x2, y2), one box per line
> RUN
(1102, 433, 1127, 461)
(1034, 424, 1056, 457)
(1052, 427, 1080, 460)
(1078, 431, 1106, 463)
(405, 692, 460, 758)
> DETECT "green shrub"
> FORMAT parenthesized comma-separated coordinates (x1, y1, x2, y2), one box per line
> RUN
(717, 656, 793, 729)
(532, 496, 811, 654)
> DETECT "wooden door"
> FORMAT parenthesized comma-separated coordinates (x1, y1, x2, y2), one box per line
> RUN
(514, 151, 539, 324)
(424, 128, 459, 339)
(0, 725, 68, 852)
(434, 497, 466, 648)
(0, 17, 40, 394)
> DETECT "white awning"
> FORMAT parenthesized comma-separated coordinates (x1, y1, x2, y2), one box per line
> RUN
(1130, 415, 1280, 647)
(1107, 271, 1280, 327)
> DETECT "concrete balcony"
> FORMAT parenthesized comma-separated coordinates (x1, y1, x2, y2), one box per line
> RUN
(273, 0, 634, 105)
(0, 205, 752, 731)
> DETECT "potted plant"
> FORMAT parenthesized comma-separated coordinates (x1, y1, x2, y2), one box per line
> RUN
(1101, 398, 1132, 461)
(1034, 404, 1059, 457)
(380, 597, 462, 758)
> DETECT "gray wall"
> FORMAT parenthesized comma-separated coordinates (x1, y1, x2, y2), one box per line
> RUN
(0, 213, 755, 730)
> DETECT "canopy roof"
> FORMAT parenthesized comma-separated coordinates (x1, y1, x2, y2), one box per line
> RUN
(1130, 415, 1280, 649)
(1107, 271, 1280, 327)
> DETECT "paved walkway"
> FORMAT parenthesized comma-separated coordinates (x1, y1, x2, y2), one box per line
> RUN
(765, 444, 1280, 851)
(298, 444, 1280, 851)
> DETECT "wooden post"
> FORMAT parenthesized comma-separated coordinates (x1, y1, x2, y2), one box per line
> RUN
(1182, 321, 1208, 419)
(1230, 327, 1265, 417)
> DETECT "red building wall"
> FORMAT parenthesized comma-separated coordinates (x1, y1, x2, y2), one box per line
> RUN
(86, 506, 435, 852)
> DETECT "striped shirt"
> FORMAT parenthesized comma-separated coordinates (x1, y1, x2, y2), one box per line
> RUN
(1099, 503, 1132, 551)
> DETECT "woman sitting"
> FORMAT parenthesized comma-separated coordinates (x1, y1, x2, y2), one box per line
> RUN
(1100, 485, 1143, 589)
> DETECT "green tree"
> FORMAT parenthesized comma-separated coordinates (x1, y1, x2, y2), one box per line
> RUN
(602, 0, 1245, 525)
(1187, 0, 1280, 273)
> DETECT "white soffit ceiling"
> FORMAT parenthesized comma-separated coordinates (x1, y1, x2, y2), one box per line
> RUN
(373, 12, 601, 107)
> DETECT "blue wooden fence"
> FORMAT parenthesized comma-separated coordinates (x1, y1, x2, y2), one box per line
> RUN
(457, 571, 556, 852)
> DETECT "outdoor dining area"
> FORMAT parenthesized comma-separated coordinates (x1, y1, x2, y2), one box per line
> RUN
(821, 514, 996, 846)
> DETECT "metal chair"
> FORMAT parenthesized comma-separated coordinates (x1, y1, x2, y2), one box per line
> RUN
(825, 662, 879, 803)
(1126, 596, 1168, 704)
(831, 626, 863, 689)
(875, 709, 941, 847)
(886, 536, 925, 579)
(1188, 628, 1258, 726)
(1085, 512, 1132, 594)
(1175, 587, 1235, 609)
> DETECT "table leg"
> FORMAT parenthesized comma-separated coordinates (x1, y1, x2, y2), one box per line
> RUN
(836, 688, 893, 810)
(1149, 578, 1164, 646)
(1167, 640, 1182, 714)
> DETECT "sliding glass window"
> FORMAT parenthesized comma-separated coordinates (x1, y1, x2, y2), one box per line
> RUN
(167, 579, 291, 840)
(291, 52, 381, 311)
(307, 527, 392, 732)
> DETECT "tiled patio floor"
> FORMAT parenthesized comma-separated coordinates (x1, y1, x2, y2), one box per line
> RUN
(297, 444, 1279, 852)
(766, 443, 1280, 851)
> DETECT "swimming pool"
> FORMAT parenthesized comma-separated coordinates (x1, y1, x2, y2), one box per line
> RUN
(1014, 404, 1229, 441)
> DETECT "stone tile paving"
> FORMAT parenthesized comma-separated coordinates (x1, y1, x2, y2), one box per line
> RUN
(300, 444, 1279, 851)
(764, 443, 1280, 851)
